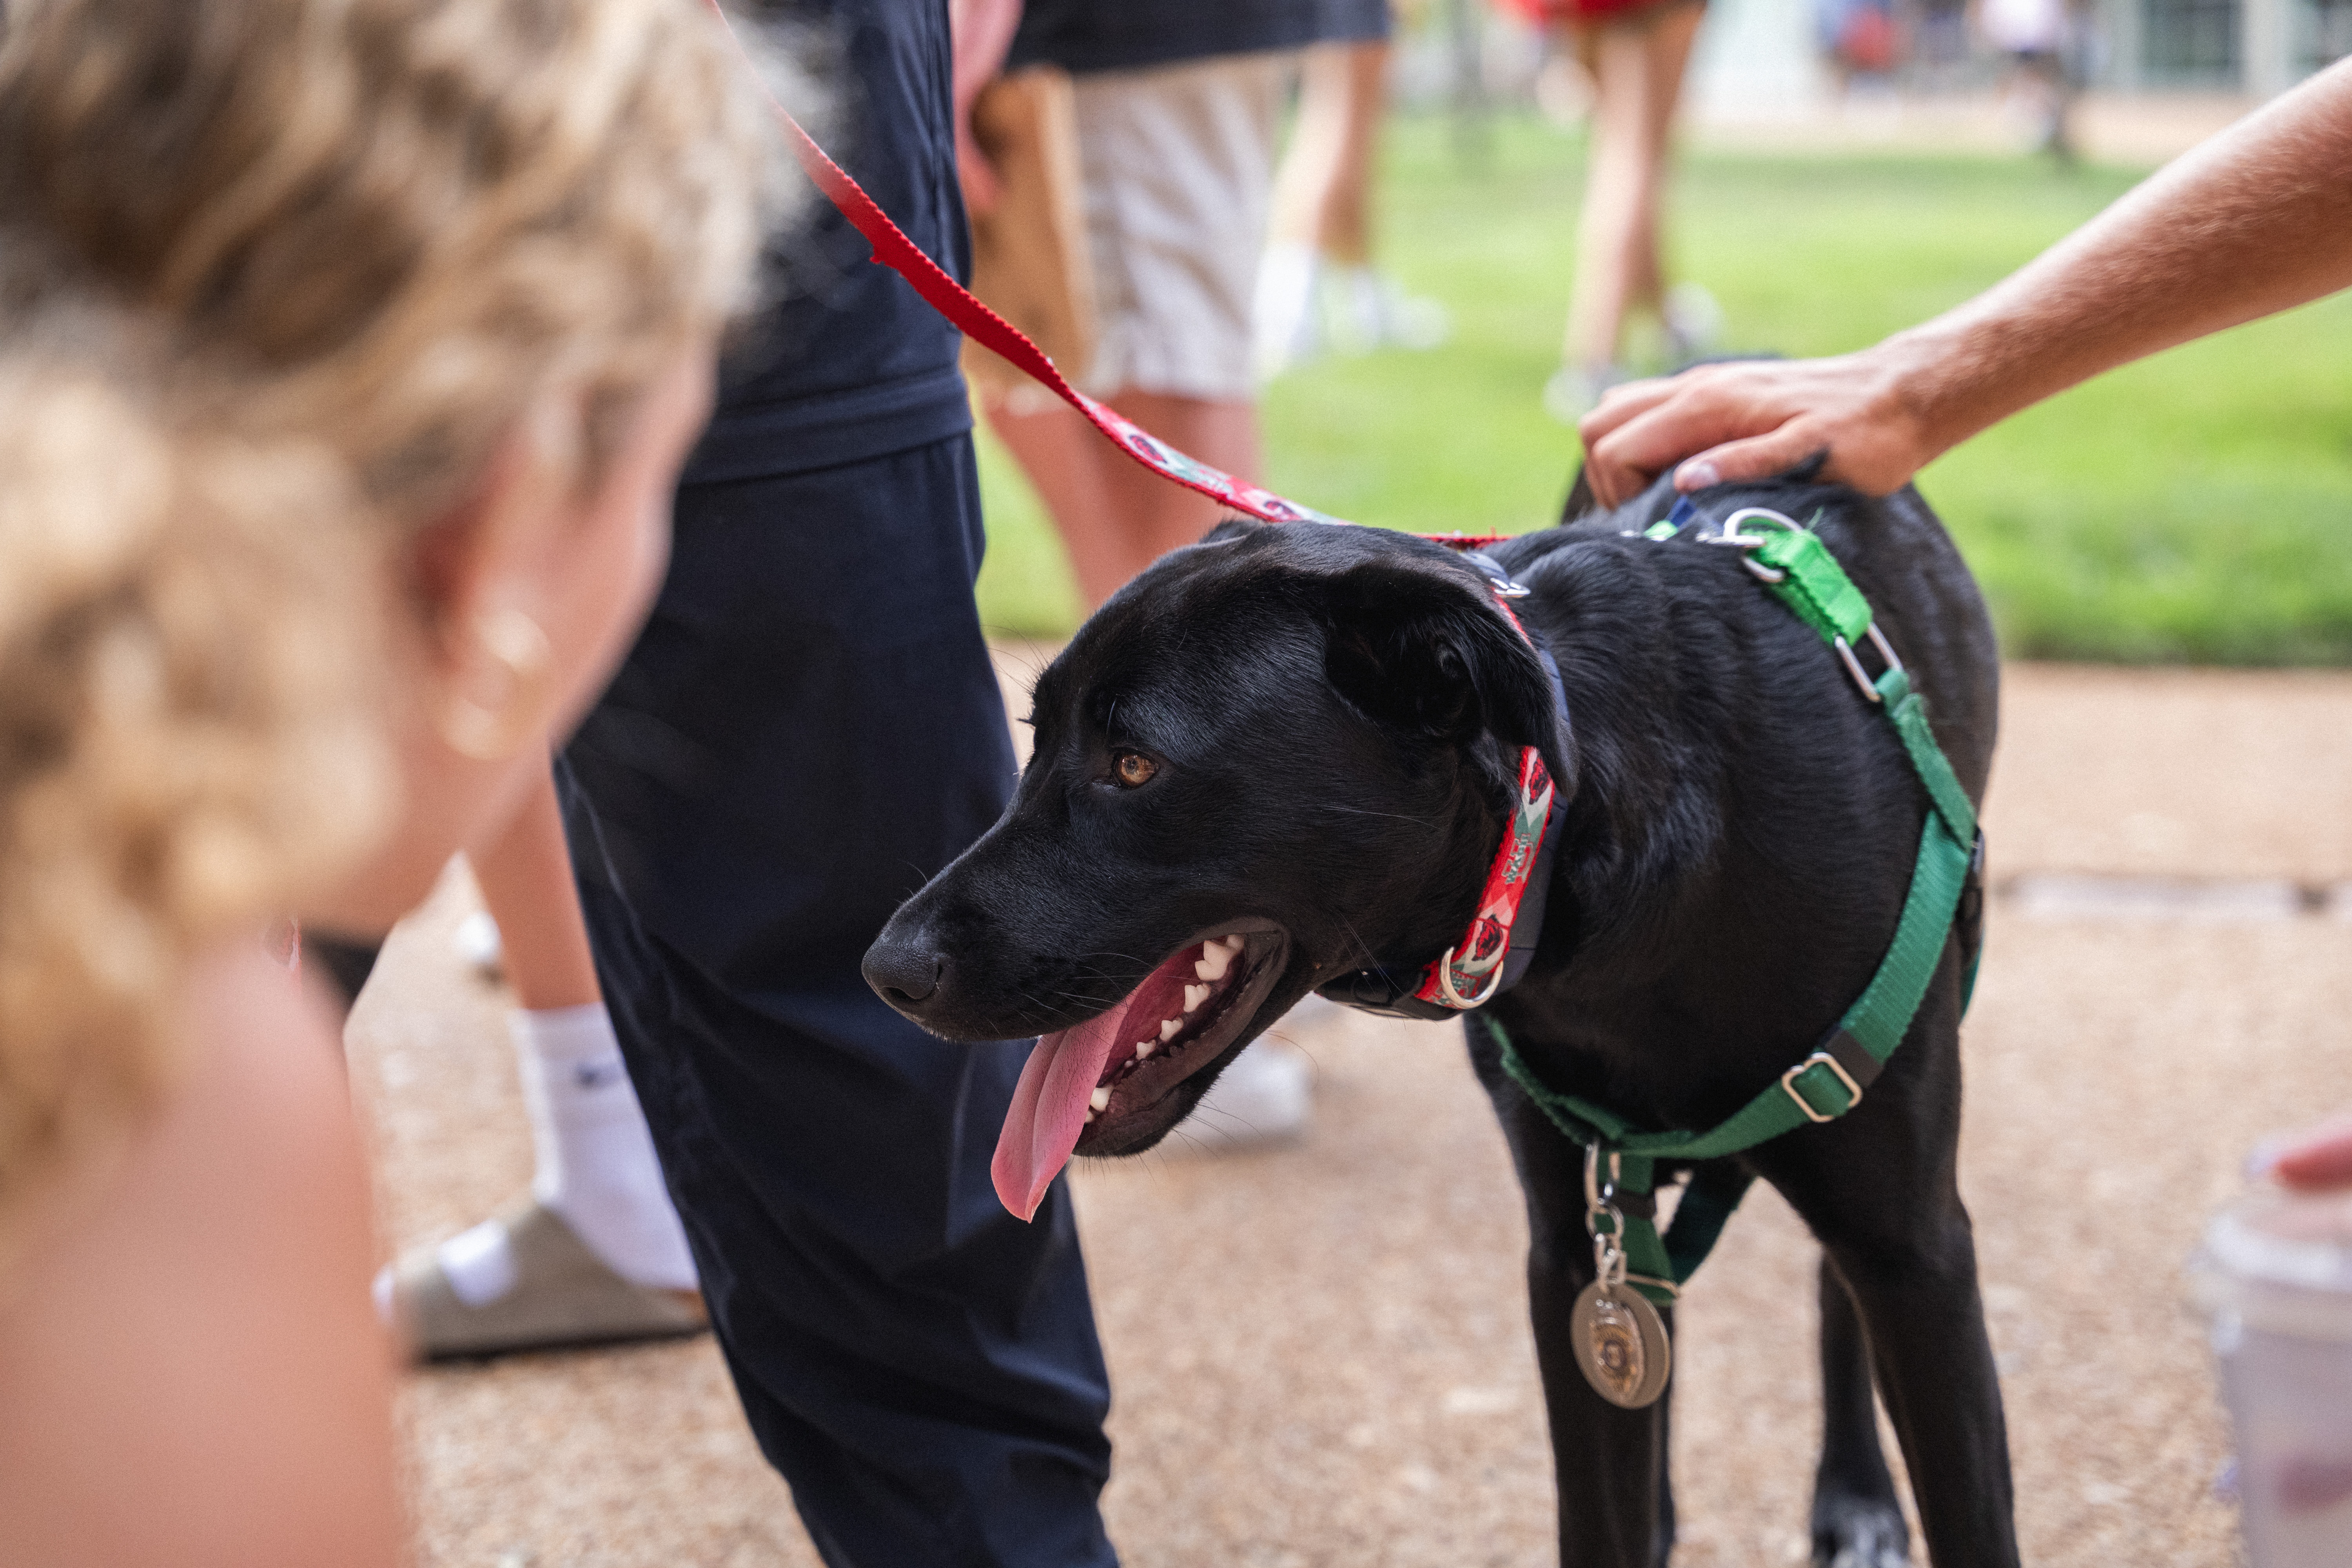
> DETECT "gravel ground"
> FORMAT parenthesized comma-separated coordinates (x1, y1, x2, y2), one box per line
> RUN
(352, 659, 2352, 1566)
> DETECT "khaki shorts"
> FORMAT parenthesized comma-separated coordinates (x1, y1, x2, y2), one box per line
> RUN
(1070, 51, 1292, 402)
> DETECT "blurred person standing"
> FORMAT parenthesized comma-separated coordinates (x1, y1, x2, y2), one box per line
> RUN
(552, 3, 1125, 1562)
(0, 0, 774, 1561)
(1979, 0, 2084, 161)
(1504, 0, 1722, 423)
(964, 0, 1389, 606)
(1254, 22, 1451, 377)
(1817, 0, 1906, 94)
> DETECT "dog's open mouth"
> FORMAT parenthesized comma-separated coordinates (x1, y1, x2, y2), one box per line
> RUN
(992, 924, 1288, 1220)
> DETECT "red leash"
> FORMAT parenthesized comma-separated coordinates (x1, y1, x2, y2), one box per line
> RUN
(702, 2, 1506, 545)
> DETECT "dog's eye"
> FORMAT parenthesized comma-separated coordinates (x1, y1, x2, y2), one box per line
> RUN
(1111, 751, 1159, 789)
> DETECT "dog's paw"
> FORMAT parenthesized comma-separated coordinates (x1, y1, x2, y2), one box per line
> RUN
(1811, 1495, 1908, 1568)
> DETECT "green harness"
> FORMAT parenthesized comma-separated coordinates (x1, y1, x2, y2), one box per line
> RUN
(1488, 505, 1984, 1309)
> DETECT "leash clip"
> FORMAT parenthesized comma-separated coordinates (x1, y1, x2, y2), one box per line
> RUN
(1583, 1145, 1628, 1290)
(1699, 506, 1802, 584)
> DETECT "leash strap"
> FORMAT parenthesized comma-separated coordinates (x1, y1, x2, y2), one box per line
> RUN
(1490, 506, 1984, 1307)
(703, 1, 1514, 547)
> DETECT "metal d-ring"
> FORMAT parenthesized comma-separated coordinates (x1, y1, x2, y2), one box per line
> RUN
(1699, 506, 1800, 583)
(1436, 945, 1506, 1008)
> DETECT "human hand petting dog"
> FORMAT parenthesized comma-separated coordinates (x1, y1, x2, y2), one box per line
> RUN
(1577, 56, 2352, 509)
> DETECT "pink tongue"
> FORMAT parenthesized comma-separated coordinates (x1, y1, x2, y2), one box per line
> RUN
(992, 1008, 1127, 1221)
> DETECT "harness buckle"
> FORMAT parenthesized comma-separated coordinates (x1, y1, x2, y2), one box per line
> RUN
(1781, 1050, 1867, 1123)
(1833, 623, 1906, 704)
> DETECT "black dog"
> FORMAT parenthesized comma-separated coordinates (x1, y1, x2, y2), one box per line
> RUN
(865, 472, 2011, 1568)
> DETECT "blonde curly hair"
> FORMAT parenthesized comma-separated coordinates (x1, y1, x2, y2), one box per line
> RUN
(0, 0, 783, 519)
(0, 0, 783, 1254)
(0, 322, 389, 1265)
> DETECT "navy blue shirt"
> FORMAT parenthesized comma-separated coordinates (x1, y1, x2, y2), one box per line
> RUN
(1007, 0, 1390, 76)
(684, 0, 973, 485)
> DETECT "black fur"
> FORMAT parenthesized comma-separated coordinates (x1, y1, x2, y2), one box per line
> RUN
(866, 472, 2013, 1568)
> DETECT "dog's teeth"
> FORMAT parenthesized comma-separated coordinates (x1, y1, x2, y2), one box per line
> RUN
(1183, 983, 1211, 1013)
(1083, 1107, 1095, 1123)
(1218, 935, 1245, 955)
(1089, 1085, 1111, 1112)
(1194, 947, 1231, 982)
(1160, 1018, 1182, 1042)
(1136, 1039, 1156, 1059)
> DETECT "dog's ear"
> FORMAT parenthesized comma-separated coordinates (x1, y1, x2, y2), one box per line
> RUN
(1318, 559, 1558, 756)
(1200, 515, 1267, 546)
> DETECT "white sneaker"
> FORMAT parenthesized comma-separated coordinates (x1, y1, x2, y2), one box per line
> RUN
(1180, 1037, 1311, 1150)
(1663, 283, 1724, 366)
(1253, 242, 1325, 380)
(1330, 266, 1450, 354)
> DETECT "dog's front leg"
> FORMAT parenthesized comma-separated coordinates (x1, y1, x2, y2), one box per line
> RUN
(1812, 1257, 1909, 1567)
(1758, 986, 2020, 1568)
(1529, 1235, 1676, 1568)
(1470, 1029, 1673, 1568)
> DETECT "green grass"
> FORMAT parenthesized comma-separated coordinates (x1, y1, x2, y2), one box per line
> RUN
(975, 113, 2352, 663)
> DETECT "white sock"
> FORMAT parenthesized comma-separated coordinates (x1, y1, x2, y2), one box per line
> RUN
(377, 1004, 699, 1319)
(508, 1003, 699, 1292)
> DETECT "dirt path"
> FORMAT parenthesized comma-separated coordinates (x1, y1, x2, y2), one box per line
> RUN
(355, 659, 2352, 1566)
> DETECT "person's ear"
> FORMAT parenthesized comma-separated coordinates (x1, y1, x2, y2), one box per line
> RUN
(407, 394, 582, 760)
(1317, 557, 1560, 762)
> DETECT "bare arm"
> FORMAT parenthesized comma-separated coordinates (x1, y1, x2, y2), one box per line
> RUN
(949, 0, 1023, 215)
(1578, 57, 2352, 506)
(0, 942, 403, 1568)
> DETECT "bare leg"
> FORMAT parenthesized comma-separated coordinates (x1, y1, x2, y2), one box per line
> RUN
(1097, 390, 1259, 568)
(982, 396, 1130, 610)
(1562, 4, 1704, 376)
(1270, 41, 1391, 265)
(987, 387, 1258, 611)
(471, 770, 598, 1011)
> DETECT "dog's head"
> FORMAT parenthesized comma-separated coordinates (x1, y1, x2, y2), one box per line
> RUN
(864, 519, 1566, 1218)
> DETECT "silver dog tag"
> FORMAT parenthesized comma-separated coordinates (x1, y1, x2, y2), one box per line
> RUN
(1571, 1280, 1672, 1409)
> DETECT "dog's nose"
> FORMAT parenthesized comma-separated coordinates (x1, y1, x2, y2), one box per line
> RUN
(862, 937, 944, 1012)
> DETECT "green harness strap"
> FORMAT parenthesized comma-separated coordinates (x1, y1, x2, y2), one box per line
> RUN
(1492, 513, 1982, 1307)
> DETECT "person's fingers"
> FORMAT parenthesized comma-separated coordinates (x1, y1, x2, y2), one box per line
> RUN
(1670, 425, 1822, 492)
(1583, 390, 1764, 506)
(1577, 375, 1680, 446)
(2272, 1122, 2352, 1191)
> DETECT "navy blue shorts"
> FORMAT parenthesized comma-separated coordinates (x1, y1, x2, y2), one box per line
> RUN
(557, 434, 1116, 1568)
